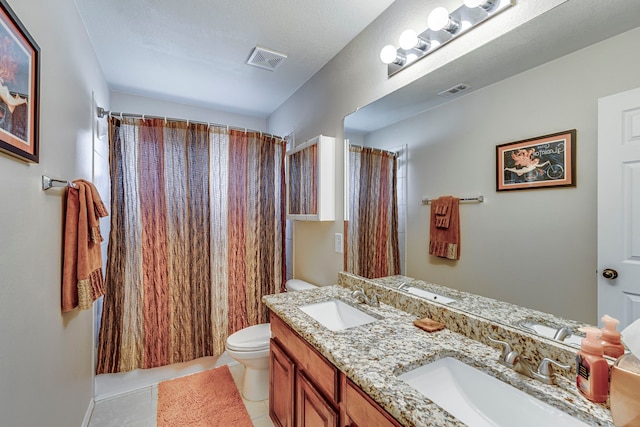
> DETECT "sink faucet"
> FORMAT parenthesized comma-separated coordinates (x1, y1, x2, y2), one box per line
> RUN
(351, 287, 380, 307)
(488, 336, 571, 385)
(553, 326, 573, 342)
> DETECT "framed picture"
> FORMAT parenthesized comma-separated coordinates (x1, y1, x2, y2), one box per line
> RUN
(0, 0, 40, 163)
(496, 129, 576, 191)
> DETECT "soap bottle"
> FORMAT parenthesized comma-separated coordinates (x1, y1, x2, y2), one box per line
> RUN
(600, 314, 625, 358)
(576, 326, 609, 403)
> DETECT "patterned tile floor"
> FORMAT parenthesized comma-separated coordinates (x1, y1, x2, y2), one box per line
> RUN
(88, 362, 274, 427)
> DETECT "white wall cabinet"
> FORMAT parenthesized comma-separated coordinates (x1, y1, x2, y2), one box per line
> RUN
(286, 135, 335, 221)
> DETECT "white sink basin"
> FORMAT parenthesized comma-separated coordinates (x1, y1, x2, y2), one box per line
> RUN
(299, 299, 378, 331)
(401, 286, 457, 304)
(398, 357, 589, 427)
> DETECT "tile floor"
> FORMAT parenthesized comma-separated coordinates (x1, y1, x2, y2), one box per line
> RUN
(88, 362, 274, 427)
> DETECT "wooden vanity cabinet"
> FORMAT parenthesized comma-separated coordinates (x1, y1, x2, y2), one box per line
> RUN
(270, 340, 296, 427)
(270, 313, 339, 427)
(269, 313, 401, 427)
(341, 376, 402, 427)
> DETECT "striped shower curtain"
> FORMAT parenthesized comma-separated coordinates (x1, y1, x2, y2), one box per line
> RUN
(346, 145, 400, 279)
(97, 117, 285, 374)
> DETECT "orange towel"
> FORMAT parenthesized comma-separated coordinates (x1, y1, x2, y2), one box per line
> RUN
(62, 180, 108, 312)
(429, 196, 460, 260)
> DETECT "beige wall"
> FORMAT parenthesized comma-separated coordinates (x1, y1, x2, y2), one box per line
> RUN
(268, 0, 640, 324)
(0, 0, 109, 425)
(110, 91, 268, 132)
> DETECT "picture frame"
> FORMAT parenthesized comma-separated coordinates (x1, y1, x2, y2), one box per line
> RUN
(0, 0, 40, 163)
(496, 129, 576, 191)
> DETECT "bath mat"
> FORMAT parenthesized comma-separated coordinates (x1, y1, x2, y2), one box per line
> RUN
(157, 365, 253, 426)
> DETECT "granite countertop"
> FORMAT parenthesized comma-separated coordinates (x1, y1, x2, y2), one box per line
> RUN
(263, 283, 614, 427)
(368, 274, 590, 344)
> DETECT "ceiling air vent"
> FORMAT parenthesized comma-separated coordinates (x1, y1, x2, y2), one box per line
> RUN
(438, 83, 472, 98)
(247, 46, 287, 71)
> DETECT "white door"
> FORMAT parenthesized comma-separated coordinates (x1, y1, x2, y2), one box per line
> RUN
(598, 87, 640, 330)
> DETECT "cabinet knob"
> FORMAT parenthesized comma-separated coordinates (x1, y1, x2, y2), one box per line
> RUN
(602, 268, 618, 280)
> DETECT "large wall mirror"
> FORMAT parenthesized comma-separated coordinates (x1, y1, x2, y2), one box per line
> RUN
(343, 0, 640, 342)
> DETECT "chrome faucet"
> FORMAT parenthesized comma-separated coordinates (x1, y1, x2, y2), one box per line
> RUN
(351, 287, 380, 307)
(553, 327, 573, 342)
(488, 336, 571, 385)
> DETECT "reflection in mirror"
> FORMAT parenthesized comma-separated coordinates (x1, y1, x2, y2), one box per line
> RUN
(342, 0, 640, 351)
(344, 142, 407, 278)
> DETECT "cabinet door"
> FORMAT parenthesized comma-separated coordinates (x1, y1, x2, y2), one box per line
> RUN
(296, 371, 338, 427)
(270, 340, 296, 427)
(286, 135, 335, 221)
(341, 376, 402, 427)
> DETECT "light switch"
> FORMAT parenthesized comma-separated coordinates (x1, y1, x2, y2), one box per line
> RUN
(334, 233, 343, 253)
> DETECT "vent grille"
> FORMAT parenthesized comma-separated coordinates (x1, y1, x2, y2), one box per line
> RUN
(438, 83, 472, 98)
(247, 46, 287, 71)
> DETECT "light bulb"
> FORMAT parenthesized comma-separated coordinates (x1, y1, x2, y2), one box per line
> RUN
(406, 53, 418, 64)
(380, 45, 399, 64)
(427, 7, 459, 33)
(399, 29, 419, 50)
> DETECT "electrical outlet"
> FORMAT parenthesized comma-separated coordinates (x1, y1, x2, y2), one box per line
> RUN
(334, 233, 343, 253)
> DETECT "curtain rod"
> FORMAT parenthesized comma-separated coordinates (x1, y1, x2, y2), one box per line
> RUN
(96, 107, 284, 140)
(348, 143, 398, 157)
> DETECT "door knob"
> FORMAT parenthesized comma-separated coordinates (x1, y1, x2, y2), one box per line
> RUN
(602, 269, 618, 280)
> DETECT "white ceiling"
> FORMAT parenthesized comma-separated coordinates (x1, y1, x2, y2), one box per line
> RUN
(74, 0, 395, 118)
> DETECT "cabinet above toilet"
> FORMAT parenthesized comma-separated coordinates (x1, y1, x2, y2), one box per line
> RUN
(286, 135, 335, 221)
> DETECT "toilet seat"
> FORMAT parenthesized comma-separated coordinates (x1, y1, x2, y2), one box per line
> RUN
(226, 323, 271, 352)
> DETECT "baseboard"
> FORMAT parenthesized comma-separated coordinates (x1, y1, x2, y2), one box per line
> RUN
(81, 398, 95, 427)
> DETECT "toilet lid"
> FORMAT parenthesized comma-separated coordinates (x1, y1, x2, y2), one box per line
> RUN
(226, 323, 271, 351)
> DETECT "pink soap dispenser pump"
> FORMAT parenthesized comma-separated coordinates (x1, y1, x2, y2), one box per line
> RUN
(600, 314, 625, 358)
(576, 327, 609, 403)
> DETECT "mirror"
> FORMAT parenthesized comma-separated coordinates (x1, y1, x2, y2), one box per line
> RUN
(343, 0, 640, 347)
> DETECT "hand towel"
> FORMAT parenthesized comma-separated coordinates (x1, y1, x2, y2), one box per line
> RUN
(429, 196, 460, 260)
(434, 197, 452, 229)
(62, 180, 108, 312)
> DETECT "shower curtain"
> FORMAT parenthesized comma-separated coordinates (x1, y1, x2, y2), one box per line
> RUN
(346, 145, 400, 279)
(97, 117, 285, 374)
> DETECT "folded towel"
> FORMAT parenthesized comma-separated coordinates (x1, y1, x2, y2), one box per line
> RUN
(62, 180, 108, 312)
(413, 317, 445, 332)
(429, 196, 460, 260)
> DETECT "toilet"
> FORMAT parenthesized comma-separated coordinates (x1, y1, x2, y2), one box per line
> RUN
(225, 278, 317, 401)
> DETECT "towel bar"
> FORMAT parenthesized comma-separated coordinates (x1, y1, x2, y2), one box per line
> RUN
(422, 195, 484, 205)
(42, 175, 78, 190)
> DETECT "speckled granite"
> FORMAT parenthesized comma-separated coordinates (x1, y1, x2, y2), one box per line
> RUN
(263, 280, 614, 427)
(337, 272, 613, 380)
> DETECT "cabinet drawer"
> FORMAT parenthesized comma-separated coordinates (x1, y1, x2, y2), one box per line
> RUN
(271, 313, 339, 403)
(342, 377, 402, 427)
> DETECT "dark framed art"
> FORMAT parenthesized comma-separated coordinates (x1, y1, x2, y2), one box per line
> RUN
(496, 129, 576, 192)
(0, 0, 40, 163)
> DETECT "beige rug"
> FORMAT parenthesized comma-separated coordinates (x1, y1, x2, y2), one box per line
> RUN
(157, 365, 253, 426)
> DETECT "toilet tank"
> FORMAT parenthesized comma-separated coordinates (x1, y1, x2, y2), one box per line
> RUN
(285, 279, 317, 292)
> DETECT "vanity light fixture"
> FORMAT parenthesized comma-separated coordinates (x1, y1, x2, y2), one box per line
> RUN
(399, 29, 430, 51)
(427, 7, 460, 34)
(380, 0, 514, 77)
(380, 44, 406, 65)
(464, 0, 497, 11)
